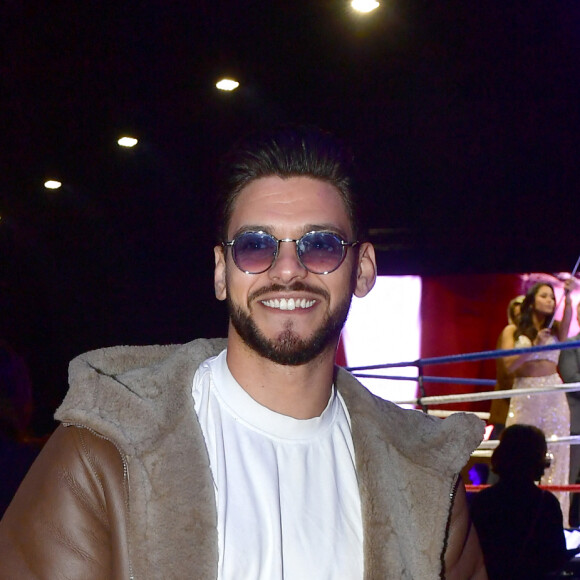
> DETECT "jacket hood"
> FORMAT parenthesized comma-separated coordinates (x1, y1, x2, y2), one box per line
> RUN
(57, 338, 228, 455)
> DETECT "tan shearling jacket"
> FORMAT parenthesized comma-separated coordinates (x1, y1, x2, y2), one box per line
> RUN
(0, 338, 484, 579)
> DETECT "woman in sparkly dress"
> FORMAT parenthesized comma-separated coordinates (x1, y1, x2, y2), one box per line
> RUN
(499, 280, 574, 524)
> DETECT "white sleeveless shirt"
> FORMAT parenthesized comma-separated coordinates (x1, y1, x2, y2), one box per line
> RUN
(192, 349, 364, 580)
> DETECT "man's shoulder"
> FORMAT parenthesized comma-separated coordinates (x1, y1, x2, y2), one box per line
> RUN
(559, 335, 580, 362)
(336, 367, 485, 473)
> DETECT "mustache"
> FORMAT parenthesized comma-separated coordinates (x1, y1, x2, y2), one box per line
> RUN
(248, 282, 329, 303)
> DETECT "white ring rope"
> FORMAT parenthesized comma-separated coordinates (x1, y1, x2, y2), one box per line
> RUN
(414, 386, 580, 454)
(476, 435, 580, 449)
(428, 410, 490, 420)
(471, 435, 580, 458)
(392, 381, 580, 406)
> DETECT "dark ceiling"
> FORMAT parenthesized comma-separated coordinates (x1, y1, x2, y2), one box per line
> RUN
(1, 1, 579, 428)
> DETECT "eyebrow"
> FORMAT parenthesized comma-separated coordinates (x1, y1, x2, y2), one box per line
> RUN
(229, 223, 353, 240)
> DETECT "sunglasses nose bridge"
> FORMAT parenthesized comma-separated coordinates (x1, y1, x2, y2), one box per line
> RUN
(268, 238, 308, 277)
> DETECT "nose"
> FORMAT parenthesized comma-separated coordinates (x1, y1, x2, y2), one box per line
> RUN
(267, 240, 307, 283)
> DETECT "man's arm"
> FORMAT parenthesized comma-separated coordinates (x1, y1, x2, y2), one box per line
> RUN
(443, 480, 488, 580)
(0, 425, 129, 578)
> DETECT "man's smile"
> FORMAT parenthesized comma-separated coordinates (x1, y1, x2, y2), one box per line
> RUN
(260, 298, 317, 311)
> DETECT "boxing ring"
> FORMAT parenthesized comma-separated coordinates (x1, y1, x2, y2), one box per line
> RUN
(346, 339, 580, 495)
(347, 338, 580, 567)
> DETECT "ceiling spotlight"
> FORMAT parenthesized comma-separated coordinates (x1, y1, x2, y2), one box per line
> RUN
(351, 0, 380, 13)
(118, 136, 138, 148)
(216, 78, 240, 92)
(44, 180, 62, 190)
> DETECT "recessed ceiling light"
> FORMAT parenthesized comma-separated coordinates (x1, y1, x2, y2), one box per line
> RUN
(118, 136, 138, 148)
(351, 0, 380, 13)
(216, 78, 240, 92)
(44, 180, 62, 190)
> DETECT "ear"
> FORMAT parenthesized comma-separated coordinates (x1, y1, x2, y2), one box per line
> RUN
(214, 245, 227, 301)
(353, 242, 377, 298)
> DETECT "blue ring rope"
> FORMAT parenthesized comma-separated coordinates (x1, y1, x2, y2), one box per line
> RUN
(346, 339, 580, 372)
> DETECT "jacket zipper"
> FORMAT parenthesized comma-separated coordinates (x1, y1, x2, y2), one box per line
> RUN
(63, 422, 135, 580)
(440, 473, 460, 579)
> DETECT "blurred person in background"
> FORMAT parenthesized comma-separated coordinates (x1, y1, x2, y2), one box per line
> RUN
(488, 295, 525, 441)
(499, 280, 574, 523)
(0, 340, 40, 517)
(558, 301, 580, 528)
(471, 424, 571, 580)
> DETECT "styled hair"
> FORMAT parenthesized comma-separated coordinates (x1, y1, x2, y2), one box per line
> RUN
(514, 282, 558, 342)
(491, 424, 548, 482)
(216, 125, 362, 241)
(507, 295, 524, 325)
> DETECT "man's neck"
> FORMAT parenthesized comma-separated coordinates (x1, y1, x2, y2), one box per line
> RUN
(225, 338, 337, 420)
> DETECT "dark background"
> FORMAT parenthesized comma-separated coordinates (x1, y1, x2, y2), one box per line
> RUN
(1, 1, 579, 432)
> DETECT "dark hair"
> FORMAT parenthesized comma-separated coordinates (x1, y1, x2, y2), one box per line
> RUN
(216, 125, 362, 242)
(491, 424, 548, 482)
(514, 282, 558, 342)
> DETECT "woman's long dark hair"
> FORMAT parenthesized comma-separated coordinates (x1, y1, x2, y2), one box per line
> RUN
(514, 282, 558, 342)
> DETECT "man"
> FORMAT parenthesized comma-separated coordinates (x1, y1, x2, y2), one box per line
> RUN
(558, 301, 580, 527)
(0, 126, 486, 578)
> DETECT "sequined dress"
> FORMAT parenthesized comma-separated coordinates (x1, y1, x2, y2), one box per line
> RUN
(506, 335, 570, 525)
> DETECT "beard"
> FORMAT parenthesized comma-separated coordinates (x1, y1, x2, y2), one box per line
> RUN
(226, 281, 354, 366)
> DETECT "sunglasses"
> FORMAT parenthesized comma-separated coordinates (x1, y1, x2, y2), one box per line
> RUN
(222, 230, 359, 275)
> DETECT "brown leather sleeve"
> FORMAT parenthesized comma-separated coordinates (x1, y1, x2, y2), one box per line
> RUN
(0, 425, 131, 579)
(444, 480, 488, 580)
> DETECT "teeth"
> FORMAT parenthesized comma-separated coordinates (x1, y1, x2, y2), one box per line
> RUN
(261, 298, 316, 310)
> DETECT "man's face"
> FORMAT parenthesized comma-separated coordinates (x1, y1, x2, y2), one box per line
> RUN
(214, 175, 375, 365)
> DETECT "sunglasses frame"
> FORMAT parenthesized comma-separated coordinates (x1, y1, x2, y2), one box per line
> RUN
(222, 230, 359, 275)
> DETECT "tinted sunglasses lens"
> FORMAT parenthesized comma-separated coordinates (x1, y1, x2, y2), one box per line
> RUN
(233, 232, 277, 273)
(298, 232, 344, 274)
